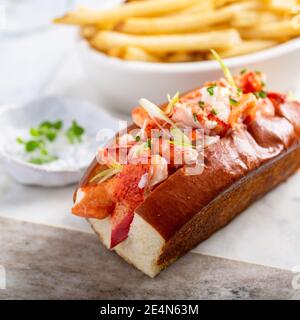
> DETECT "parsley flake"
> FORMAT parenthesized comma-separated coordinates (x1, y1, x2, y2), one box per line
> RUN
(211, 108, 218, 116)
(255, 91, 267, 99)
(229, 97, 238, 106)
(193, 112, 198, 122)
(65, 121, 85, 144)
(146, 138, 151, 149)
(198, 101, 205, 109)
(207, 86, 215, 96)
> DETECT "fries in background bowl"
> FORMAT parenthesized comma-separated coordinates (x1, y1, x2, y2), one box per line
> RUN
(55, 0, 300, 62)
(54, 0, 300, 114)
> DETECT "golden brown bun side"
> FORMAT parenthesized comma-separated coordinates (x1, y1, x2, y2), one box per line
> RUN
(248, 116, 295, 149)
(75, 99, 300, 241)
(157, 144, 300, 266)
(136, 110, 300, 240)
(276, 101, 300, 136)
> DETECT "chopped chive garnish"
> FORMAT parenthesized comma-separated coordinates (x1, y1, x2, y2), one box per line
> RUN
(211, 108, 218, 116)
(207, 86, 215, 96)
(240, 68, 247, 75)
(229, 97, 238, 106)
(135, 135, 141, 142)
(147, 138, 151, 149)
(198, 101, 205, 109)
(193, 112, 198, 122)
(255, 91, 267, 99)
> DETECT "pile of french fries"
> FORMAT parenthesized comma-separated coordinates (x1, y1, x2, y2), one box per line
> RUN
(54, 0, 300, 63)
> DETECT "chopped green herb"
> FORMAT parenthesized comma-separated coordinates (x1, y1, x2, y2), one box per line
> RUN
(229, 97, 238, 106)
(193, 112, 198, 122)
(255, 91, 267, 99)
(261, 81, 266, 88)
(40, 148, 48, 156)
(207, 86, 215, 96)
(237, 88, 243, 96)
(45, 131, 56, 142)
(30, 120, 63, 142)
(211, 108, 218, 116)
(52, 120, 63, 130)
(17, 118, 85, 166)
(16, 137, 24, 144)
(25, 140, 41, 152)
(198, 101, 205, 109)
(29, 155, 58, 165)
(39, 121, 52, 130)
(65, 121, 85, 144)
(146, 138, 151, 149)
(30, 128, 40, 137)
(135, 135, 141, 142)
(240, 68, 247, 75)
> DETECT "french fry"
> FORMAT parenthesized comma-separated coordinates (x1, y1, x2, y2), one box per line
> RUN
(207, 40, 278, 58)
(54, 0, 200, 26)
(231, 11, 260, 28)
(178, 1, 214, 15)
(117, 2, 261, 34)
(262, 0, 298, 15)
(107, 47, 125, 58)
(80, 25, 98, 39)
(55, 0, 300, 63)
(240, 19, 300, 40)
(90, 29, 241, 53)
(258, 11, 281, 24)
(214, 0, 241, 8)
(166, 52, 202, 62)
(122, 46, 161, 62)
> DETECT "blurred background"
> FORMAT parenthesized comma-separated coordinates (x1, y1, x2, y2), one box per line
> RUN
(1, 0, 300, 111)
(0, 0, 123, 107)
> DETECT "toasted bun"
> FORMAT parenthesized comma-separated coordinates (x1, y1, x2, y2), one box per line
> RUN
(74, 100, 300, 276)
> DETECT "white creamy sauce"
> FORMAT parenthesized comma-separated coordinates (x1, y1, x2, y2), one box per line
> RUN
(6, 128, 95, 171)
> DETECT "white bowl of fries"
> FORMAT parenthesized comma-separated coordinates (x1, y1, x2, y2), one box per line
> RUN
(55, 0, 300, 114)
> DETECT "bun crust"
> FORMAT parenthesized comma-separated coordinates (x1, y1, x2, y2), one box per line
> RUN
(74, 100, 300, 276)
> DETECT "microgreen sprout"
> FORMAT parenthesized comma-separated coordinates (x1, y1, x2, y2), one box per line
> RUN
(17, 119, 85, 165)
(65, 121, 85, 144)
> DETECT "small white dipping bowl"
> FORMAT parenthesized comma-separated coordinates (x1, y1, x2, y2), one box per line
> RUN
(79, 37, 300, 115)
(0, 96, 117, 187)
